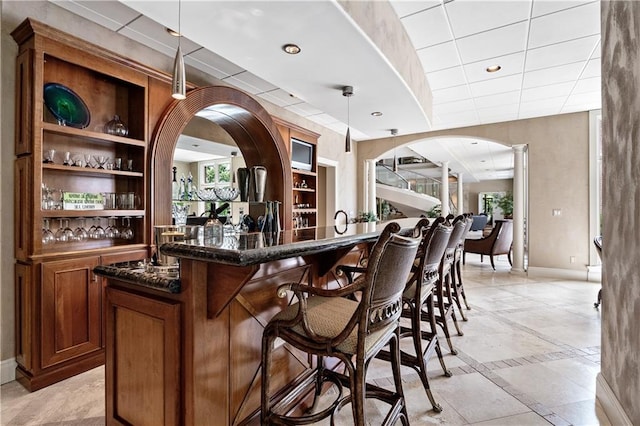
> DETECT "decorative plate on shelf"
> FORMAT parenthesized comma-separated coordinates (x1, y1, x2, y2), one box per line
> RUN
(43, 82, 91, 129)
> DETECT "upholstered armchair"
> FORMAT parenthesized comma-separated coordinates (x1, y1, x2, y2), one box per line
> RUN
(463, 219, 513, 270)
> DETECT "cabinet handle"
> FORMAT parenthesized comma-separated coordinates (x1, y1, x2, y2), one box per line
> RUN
(92, 272, 98, 282)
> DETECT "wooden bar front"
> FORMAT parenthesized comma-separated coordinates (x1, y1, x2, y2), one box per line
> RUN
(102, 233, 376, 425)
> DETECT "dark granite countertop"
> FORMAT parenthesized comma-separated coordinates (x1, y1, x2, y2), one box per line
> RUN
(160, 218, 421, 267)
(94, 262, 181, 294)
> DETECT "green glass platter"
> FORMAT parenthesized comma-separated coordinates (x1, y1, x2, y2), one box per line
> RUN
(43, 82, 91, 129)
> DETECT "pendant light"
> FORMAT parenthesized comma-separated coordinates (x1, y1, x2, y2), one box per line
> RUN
(342, 86, 354, 153)
(171, 0, 186, 100)
(391, 128, 399, 172)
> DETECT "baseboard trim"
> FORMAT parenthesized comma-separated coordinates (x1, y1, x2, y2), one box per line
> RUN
(596, 373, 632, 425)
(526, 266, 588, 281)
(587, 264, 602, 282)
(1, 357, 17, 385)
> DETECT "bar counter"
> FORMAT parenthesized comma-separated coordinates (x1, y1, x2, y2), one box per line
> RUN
(98, 218, 419, 426)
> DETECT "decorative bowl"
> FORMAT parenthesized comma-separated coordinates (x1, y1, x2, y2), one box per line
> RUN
(196, 188, 218, 201)
(214, 187, 240, 201)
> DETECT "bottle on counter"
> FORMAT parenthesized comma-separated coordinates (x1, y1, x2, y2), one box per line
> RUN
(171, 167, 179, 200)
(204, 209, 224, 247)
(179, 174, 186, 200)
(187, 171, 194, 200)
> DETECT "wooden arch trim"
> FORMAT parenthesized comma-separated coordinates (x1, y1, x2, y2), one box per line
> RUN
(149, 86, 292, 234)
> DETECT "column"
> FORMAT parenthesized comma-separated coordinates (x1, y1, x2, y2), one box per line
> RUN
(457, 172, 464, 214)
(366, 159, 377, 217)
(512, 144, 526, 273)
(440, 161, 449, 217)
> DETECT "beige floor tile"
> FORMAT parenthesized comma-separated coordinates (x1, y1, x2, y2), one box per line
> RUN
(453, 330, 563, 363)
(493, 363, 595, 407)
(429, 372, 530, 423)
(550, 399, 609, 426)
(469, 411, 552, 425)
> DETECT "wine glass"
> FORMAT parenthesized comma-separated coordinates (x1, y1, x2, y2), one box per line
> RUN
(93, 155, 110, 170)
(42, 219, 55, 245)
(120, 217, 134, 240)
(105, 217, 120, 239)
(55, 218, 74, 242)
(84, 153, 93, 168)
(89, 217, 105, 239)
(63, 151, 72, 166)
(73, 217, 89, 242)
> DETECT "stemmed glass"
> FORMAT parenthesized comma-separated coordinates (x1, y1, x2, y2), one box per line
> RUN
(120, 217, 134, 240)
(43, 149, 56, 164)
(42, 219, 55, 245)
(93, 155, 109, 170)
(89, 217, 105, 239)
(73, 217, 89, 242)
(84, 153, 93, 168)
(55, 218, 74, 242)
(105, 217, 120, 239)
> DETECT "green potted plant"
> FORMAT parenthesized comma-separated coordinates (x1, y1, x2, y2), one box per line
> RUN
(493, 192, 513, 218)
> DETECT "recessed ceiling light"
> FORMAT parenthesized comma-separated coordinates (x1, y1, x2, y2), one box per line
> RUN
(282, 44, 301, 55)
(192, 144, 199, 148)
(486, 65, 501, 73)
(166, 28, 180, 37)
(371, 111, 383, 117)
(480, 159, 486, 162)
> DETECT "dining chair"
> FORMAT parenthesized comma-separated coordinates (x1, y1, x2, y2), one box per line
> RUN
(261, 222, 420, 425)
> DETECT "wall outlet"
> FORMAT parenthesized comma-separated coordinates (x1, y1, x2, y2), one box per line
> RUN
(570, 256, 576, 263)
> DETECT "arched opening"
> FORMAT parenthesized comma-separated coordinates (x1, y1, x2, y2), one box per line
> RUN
(149, 86, 292, 234)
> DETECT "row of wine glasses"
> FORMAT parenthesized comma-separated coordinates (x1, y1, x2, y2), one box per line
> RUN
(42, 217, 135, 245)
(43, 149, 134, 171)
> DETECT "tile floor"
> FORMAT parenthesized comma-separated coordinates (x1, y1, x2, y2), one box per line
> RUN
(0, 255, 610, 425)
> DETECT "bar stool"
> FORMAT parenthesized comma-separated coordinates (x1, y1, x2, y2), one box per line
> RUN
(433, 216, 466, 355)
(261, 222, 420, 425)
(451, 214, 474, 321)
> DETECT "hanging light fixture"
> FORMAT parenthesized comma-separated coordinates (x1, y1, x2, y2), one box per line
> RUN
(342, 86, 354, 153)
(391, 128, 399, 172)
(171, 0, 186, 100)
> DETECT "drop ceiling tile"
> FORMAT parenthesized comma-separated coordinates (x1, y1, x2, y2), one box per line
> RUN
(477, 106, 519, 122)
(426, 66, 467, 90)
(525, 35, 600, 71)
(258, 89, 301, 108)
(185, 48, 244, 79)
(401, 5, 453, 50)
(456, 21, 528, 64)
(531, 0, 594, 18)
(389, 0, 441, 18)
(528, 1, 600, 49)
(285, 102, 324, 117)
(432, 85, 472, 104)
(52, 0, 141, 31)
(306, 113, 340, 126)
(436, 110, 479, 126)
(563, 91, 601, 107)
(474, 91, 521, 109)
(222, 71, 277, 95)
(581, 58, 601, 78)
(521, 81, 575, 102)
(469, 73, 523, 98)
(523, 62, 585, 88)
(435, 99, 476, 115)
(417, 41, 461, 73)
(591, 40, 601, 59)
(518, 107, 563, 120)
(464, 52, 525, 83)
(572, 76, 601, 94)
(119, 15, 201, 58)
(445, 0, 532, 39)
(519, 95, 566, 114)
